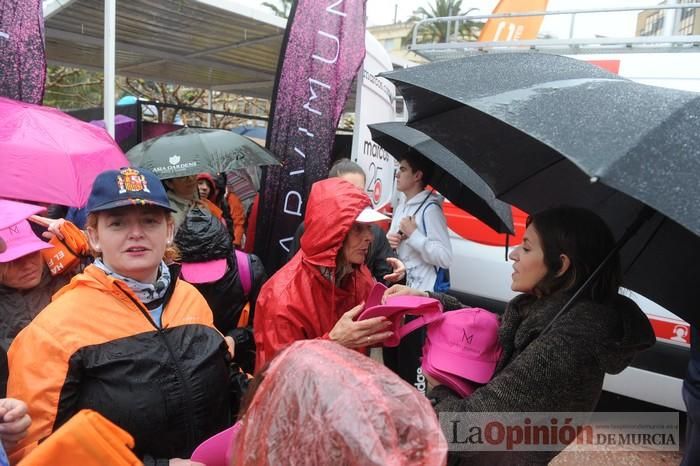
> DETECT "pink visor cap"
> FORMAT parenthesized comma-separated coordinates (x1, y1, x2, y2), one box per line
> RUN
(0, 199, 45, 230)
(356, 206, 389, 223)
(358, 284, 444, 348)
(191, 421, 241, 466)
(422, 346, 478, 398)
(0, 219, 52, 263)
(180, 258, 228, 284)
(423, 308, 502, 386)
(364, 282, 387, 308)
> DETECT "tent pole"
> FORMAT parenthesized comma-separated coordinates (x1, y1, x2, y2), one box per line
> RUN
(208, 89, 213, 127)
(104, 0, 116, 138)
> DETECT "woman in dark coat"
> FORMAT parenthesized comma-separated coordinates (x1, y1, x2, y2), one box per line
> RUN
(386, 206, 656, 465)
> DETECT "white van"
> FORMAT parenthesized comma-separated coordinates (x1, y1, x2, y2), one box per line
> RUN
(354, 13, 696, 411)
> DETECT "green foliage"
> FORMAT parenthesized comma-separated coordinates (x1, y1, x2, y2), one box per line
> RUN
(43, 66, 104, 110)
(118, 77, 270, 127)
(404, 0, 483, 46)
(42, 66, 270, 128)
(262, 0, 294, 18)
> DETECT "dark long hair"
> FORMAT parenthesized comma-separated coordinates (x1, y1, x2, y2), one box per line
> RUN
(528, 206, 621, 303)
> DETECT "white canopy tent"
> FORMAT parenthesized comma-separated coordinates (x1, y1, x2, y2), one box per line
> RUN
(42, 0, 288, 136)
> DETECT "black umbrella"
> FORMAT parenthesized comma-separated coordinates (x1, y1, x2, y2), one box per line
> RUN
(127, 127, 280, 180)
(368, 122, 513, 234)
(382, 52, 700, 328)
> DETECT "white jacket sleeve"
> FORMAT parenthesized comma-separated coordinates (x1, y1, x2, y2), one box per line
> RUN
(405, 203, 453, 269)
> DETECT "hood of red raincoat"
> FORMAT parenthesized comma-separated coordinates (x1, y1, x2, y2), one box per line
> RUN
(234, 340, 447, 466)
(300, 178, 371, 268)
(197, 173, 218, 202)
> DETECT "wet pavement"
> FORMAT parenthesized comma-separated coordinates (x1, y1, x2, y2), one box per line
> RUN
(551, 449, 682, 465)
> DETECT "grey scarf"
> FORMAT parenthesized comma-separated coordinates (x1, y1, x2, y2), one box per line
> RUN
(93, 259, 170, 304)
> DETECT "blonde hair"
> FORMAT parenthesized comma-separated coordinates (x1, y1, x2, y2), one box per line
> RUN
(86, 211, 180, 263)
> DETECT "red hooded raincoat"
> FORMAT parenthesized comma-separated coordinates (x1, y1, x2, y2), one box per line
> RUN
(253, 178, 375, 370)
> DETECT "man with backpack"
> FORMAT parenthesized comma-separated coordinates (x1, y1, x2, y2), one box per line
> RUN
(387, 152, 452, 292)
(386, 151, 453, 392)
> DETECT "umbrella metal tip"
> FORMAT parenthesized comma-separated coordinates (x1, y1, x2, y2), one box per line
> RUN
(590, 176, 599, 183)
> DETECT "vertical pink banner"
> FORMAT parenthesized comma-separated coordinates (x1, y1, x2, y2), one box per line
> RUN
(255, 0, 367, 272)
(0, 0, 46, 104)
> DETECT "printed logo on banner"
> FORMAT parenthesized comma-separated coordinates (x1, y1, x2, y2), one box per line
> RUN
(414, 366, 427, 394)
(350, 29, 398, 209)
(648, 316, 690, 345)
(372, 178, 382, 204)
(254, 0, 368, 273)
(441, 412, 679, 452)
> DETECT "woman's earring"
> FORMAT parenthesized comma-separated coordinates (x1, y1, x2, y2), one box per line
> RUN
(93, 245, 101, 252)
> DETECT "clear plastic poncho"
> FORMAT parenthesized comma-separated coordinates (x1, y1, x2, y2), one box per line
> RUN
(233, 340, 447, 466)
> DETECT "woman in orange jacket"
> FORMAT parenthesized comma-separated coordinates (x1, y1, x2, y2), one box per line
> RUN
(8, 168, 237, 466)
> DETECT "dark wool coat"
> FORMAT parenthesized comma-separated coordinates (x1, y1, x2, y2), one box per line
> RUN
(428, 290, 656, 466)
(0, 268, 71, 352)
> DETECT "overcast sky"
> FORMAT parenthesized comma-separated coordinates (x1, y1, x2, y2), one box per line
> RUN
(365, 0, 664, 37)
(251, 0, 666, 38)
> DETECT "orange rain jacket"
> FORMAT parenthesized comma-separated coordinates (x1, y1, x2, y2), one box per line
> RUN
(226, 192, 246, 247)
(197, 173, 246, 246)
(7, 264, 233, 463)
(253, 178, 375, 371)
(20, 409, 141, 466)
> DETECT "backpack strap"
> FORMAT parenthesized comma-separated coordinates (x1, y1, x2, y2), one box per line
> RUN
(235, 250, 253, 328)
(420, 201, 442, 269)
(235, 249, 252, 297)
(419, 201, 441, 235)
(420, 201, 451, 291)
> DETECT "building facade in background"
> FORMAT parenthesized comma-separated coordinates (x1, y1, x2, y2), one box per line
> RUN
(636, 0, 700, 36)
(367, 22, 427, 67)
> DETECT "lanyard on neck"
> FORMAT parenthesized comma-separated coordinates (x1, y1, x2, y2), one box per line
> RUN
(411, 188, 435, 217)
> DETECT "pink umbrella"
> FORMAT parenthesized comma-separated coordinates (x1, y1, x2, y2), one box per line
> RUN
(0, 97, 129, 207)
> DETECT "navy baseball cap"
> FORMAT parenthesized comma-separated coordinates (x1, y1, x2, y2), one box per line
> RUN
(87, 167, 176, 214)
